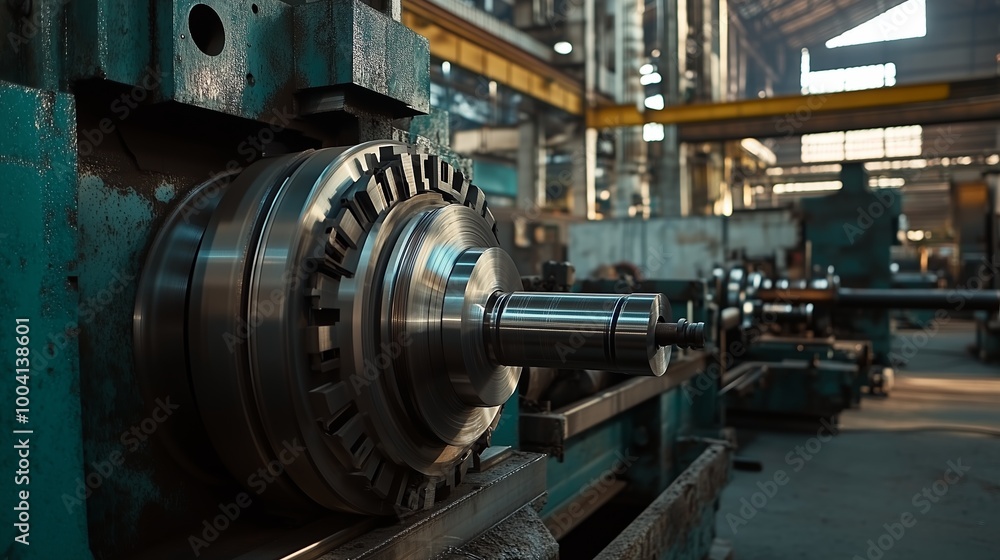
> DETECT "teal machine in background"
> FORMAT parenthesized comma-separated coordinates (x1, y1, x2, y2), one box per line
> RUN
(1, 3, 730, 560)
(800, 163, 901, 365)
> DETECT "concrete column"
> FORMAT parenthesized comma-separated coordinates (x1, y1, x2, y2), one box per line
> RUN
(572, 128, 598, 218)
(651, 0, 689, 217)
(612, 0, 647, 218)
(516, 119, 545, 210)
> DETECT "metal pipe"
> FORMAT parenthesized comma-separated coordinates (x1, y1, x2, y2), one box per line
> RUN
(755, 288, 1000, 312)
(837, 288, 1000, 312)
(483, 292, 705, 376)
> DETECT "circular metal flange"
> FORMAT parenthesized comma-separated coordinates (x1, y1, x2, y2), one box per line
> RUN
(442, 248, 522, 408)
(133, 173, 236, 484)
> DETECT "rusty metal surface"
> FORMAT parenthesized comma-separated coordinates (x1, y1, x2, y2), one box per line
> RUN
(451, 500, 559, 560)
(316, 452, 548, 560)
(593, 443, 732, 560)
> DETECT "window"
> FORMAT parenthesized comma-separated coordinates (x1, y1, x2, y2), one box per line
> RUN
(801, 126, 922, 163)
(826, 0, 926, 49)
(800, 49, 896, 94)
(643, 123, 665, 142)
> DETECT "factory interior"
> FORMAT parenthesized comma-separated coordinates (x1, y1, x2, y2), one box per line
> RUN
(3, 0, 1000, 558)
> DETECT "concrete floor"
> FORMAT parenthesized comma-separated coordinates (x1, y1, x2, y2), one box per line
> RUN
(716, 320, 1000, 559)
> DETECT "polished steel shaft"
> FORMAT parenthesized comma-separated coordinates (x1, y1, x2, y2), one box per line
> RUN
(482, 292, 703, 377)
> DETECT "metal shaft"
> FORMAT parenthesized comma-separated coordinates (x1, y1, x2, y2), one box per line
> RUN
(756, 287, 1000, 312)
(482, 292, 704, 376)
(654, 318, 706, 349)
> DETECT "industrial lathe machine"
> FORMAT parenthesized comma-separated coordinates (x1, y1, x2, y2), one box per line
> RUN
(0, 1, 730, 559)
(713, 265, 1000, 425)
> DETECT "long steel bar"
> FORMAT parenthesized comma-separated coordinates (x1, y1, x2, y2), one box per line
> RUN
(756, 288, 1000, 312)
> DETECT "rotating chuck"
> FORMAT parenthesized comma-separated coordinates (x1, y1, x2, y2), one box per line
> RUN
(134, 141, 702, 517)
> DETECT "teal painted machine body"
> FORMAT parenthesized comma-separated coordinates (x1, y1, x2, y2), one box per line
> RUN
(743, 338, 872, 410)
(537, 382, 691, 522)
(0, 1, 433, 558)
(800, 163, 901, 365)
(0, 81, 90, 559)
(725, 335, 873, 422)
(1, 0, 429, 120)
(724, 360, 856, 421)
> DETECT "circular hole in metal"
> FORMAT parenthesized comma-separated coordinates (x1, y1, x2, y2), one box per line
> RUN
(252, 3, 259, 13)
(246, 73, 255, 86)
(188, 4, 225, 56)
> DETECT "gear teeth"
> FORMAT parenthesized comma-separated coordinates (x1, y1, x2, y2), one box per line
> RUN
(370, 460, 393, 499)
(483, 202, 497, 231)
(375, 167, 399, 203)
(350, 157, 366, 180)
(322, 406, 366, 468)
(310, 273, 340, 310)
(423, 155, 440, 195)
(303, 146, 502, 515)
(401, 155, 423, 194)
(353, 177, 388, 223)
(439, 159, 451, 184)
(465, 185, 486, 216)
(304, 325, 338, 353)
(308, 382, 351, 415)
(352, 446, 379, 479)
(364, 152, 379, 173)
(333, 207, 363, 250)
(451, 170, 468, 203)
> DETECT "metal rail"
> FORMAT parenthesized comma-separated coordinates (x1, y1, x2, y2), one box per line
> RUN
(520, 354, 708, 454)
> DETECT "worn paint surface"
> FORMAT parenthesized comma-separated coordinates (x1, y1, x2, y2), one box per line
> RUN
(9, 0, 429, 120)
(0, 81, 91, 559)
(295, 0, 430, 114)
(542, 414, 633, 522)
(493, 391, 519, 448)
(75, 174, 167, 557)
(539, 386, 707, 528)
(593, 443, 731, 560)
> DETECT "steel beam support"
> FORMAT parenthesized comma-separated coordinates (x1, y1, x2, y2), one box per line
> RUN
(402, 0, 583, 114)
